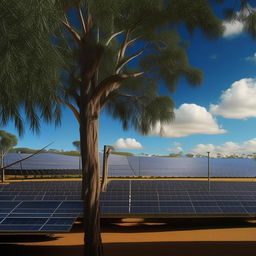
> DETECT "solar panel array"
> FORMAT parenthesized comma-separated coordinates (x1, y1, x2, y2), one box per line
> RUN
(104, 180, 256, 216)
(0, 181, 82, 233)
(1, 179, 256, 233)
(4, 153, 256, 177)
(127, 156, 256, 177)
(5, 153, 135, 177)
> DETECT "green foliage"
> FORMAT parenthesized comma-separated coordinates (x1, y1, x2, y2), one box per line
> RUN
(0, 130, 18, 154)
(0, 0, 224, 136)
(72, 140, 80, 151)
(0, 0, 64, 134)
(223, 0, 256, 39)
(169, 153, 183, 157)
(111, 151, 134, 156)
(10, 147, 80, 156)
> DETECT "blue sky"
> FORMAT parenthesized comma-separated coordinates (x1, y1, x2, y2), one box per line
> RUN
(4, 2, 256, 156)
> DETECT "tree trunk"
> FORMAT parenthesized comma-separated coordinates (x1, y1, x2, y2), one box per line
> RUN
(80, 102, 103, 256)
(101, 145, 111, 192)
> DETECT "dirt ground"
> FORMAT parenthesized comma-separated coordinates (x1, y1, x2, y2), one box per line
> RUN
(1, 218, 256, 256)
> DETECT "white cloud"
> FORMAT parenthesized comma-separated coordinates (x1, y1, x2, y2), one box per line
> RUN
(113, 138, 143, 149)
(245, 52, 256, 62)
(223, 20, 244, 37)
(191, 138, 256, 157)
(149, 104, 226, 138)
(210, 78, 256, 119)
(222, 7, 255, 38)
(166, 142, 183, 153)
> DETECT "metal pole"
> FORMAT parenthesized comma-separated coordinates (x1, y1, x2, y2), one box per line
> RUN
(18, 151, 23, 172)
(139, 156, 140, 176)
(207, 152, 210, 191)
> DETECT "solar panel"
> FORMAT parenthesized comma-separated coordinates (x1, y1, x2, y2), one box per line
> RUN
(1, 179, 256, 233)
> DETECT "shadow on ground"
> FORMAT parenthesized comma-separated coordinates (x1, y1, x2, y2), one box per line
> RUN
(1, 241, 256, 256)
(101, 218, 256, 233)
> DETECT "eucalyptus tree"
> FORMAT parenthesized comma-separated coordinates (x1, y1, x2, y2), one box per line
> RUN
(0, 0, 62, 135)
(57, 1, 223, 255)
(0, 130, 17, 182)
(1, 0, 224, 255)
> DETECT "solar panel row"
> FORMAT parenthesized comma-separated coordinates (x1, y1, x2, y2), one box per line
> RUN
(4, 153, 256, 177)
(1, 180, 256, 233)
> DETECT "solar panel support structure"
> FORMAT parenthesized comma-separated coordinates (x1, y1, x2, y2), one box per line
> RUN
(139, 156, 141, 176)
(101, 145, 113, 192)
(207, 152, 210, 191)
(18, 151, 23, 173)
(1, 153, 5, 183)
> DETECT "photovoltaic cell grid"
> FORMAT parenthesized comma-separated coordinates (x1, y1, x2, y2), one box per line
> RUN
(1, 180, 256, 233)
(5, 153, 135, 177)
(103, 180, 256, 216)
(4, 153, 256, 177)
(0, 181, 82, 233)
(0, 200, 80, 232)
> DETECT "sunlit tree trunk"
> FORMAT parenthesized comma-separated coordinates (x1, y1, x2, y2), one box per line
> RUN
(80, 101, 103, 256)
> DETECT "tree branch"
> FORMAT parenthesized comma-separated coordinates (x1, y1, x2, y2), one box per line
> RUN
(105, 31, 124, 46)
(99, 90, 148, 110)
(126, 36, 141, 47)
(117, 30, 130, 61)
(77, 6, 87, 35)
(58, 99, 80, 123)
(61, 20, 81, 44)
(90, 72, 144, 104)
(116, 47, 145, 74)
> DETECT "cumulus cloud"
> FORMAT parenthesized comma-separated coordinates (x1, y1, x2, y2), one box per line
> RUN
(223, 20, 244, 37)
(245, 52, 256, 62)
(149, 104, 226, 138)
(191, 138, 256, 157)
(113, 138, 143, 149)
(166, 142, 183, 153)
(210, 78, 256, 119)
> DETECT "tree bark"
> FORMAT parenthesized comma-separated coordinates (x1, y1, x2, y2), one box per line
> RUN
(101, 145, 111, 192)
(80, 102, 103, 256)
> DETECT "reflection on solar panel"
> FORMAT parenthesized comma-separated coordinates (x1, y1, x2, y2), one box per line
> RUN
(105, 180, 256, 217)
(4, 153, 256, 177)
(1, 179, 256, 233)
(126, 156, 256, 177)
(0, 199, 78, 233)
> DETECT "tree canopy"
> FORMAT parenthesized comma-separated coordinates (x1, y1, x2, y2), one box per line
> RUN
(0, 130, 18, 156)
(0, 0, 63, 134)
(0, 130, 18, 181)
(0, 1, 224, 255)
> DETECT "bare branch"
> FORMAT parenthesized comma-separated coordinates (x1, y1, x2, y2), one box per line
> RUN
(116, 48, 145, 74)
(61, 20, 81, 44)
(99, 87, 147, 109)
(85, 13, 93, 32)
(118, 30, 130, 61)
(58, 99, 80, 123)
(91, 72, 144, 104)
(105, 30, 124, 46)
(77, 6, 87, 35)
(126, 36, 141, 47)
